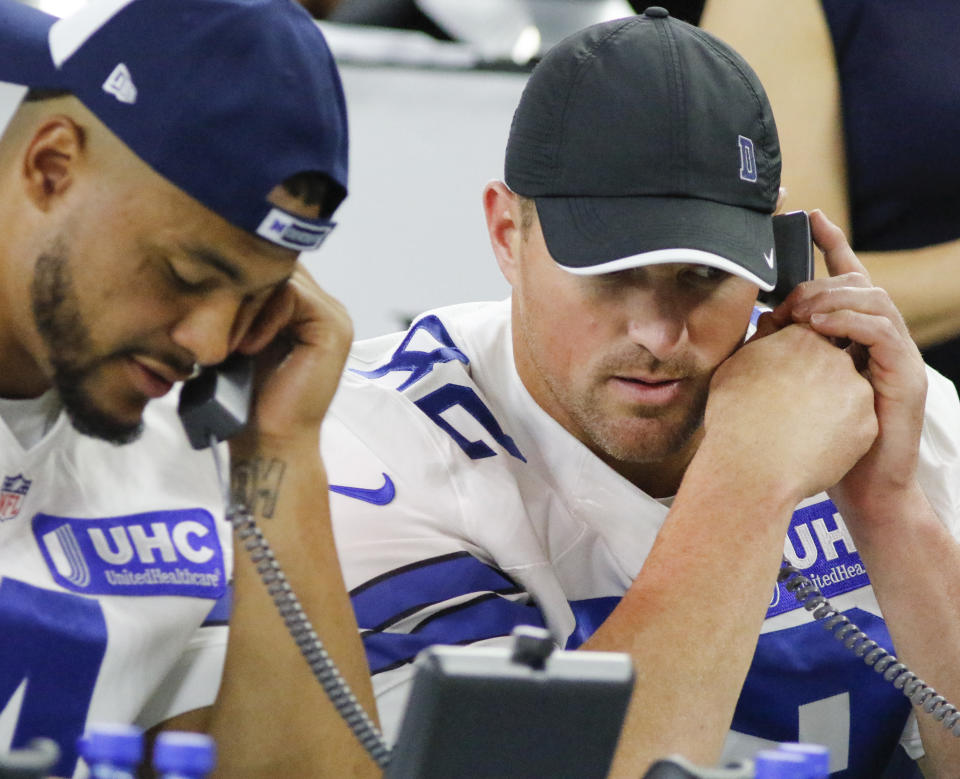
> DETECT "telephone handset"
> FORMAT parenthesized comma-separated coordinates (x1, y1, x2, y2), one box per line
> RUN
(760, 210, 814, 307)
(176, 356, 392, 768)
(178, 354, 255, 450)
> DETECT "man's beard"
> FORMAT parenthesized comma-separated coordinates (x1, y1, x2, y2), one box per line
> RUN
(31, 244, 144, 445)
(567, 379, 708, 465)
(534, 339, 711, 466)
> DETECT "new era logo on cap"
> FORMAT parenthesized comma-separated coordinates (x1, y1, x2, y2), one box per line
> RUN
(102, 62, 137, 104)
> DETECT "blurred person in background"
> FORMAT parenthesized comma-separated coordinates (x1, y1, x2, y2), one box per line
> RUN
(702, 0, 960, 393)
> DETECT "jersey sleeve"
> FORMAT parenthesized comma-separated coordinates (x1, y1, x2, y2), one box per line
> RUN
(896, 368, 960, 760)
(917, 366, 960, 537)
(324, 371, 546, 742)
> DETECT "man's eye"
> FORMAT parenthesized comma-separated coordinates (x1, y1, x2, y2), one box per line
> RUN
(166, 262, 209, 292)
(686, 265, 729, 282)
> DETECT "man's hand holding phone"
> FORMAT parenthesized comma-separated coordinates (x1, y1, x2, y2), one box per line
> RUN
(754, 212, 960, 779)
(227, 263, 352, 454)
(705, 322, 877, 506)
(763, 209, 928, 529)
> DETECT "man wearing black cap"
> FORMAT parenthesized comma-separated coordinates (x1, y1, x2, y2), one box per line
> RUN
(0, 0, 381, 776)
(323, 8, 960, 777)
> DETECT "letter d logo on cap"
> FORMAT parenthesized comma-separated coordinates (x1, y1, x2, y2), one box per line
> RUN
(738, 135, 758, 183)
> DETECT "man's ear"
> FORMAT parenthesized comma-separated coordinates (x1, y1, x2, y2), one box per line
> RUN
(22, 115, 86, 209)
(482, 180, 522, 286)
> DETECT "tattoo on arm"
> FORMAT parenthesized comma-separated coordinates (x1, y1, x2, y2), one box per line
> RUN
(231, 457, 287, 519)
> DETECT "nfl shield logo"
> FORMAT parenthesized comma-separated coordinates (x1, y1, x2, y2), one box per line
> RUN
(0, 474, 31, 521)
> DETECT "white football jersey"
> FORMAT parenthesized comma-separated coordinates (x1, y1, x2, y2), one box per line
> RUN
(324, 299, 960, 778)
(0, 391, 231, 778)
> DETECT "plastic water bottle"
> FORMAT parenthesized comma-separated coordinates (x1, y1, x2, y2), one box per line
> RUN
(153, 731, 217, 779)
(78, 723, 143, 779)
(778, 742, 829, 779)
(753, 749, 808, 778)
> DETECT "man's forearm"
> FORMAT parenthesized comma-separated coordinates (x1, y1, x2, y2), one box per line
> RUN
(585, 441, 802, 776)
(845, 483, 960, 777)
(208, 437, 379, 777)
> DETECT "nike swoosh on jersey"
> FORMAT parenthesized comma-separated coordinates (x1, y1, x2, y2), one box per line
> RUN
(329, 473, 396, 505)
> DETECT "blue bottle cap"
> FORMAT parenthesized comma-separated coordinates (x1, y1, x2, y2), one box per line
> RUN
(754, 749, 809, 779)
(78, 723, 143, 766)
(778, 742, 830, 777)
(153, 732, 217, 776)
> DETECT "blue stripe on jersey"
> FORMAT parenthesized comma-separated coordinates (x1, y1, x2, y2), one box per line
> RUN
(349, 553, 543, 674)
(565, 596, 620, 650)
(350, 552, 522, 631)
(0, 579, 107, 778)
(203, 584, 233, 627)
(571, 597, 909, 776)
(733, 607, 909, 778)
(363, 593, 546, 674)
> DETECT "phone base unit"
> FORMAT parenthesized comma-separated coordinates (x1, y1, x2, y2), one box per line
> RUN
(385, 626, 634, 779)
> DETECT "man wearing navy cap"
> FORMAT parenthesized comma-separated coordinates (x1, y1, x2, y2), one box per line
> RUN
(323, 8, 960, 777)
(0, 0, 379, 776)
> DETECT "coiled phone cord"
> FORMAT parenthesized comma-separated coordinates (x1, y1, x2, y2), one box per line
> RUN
(779, 560, 960, 736)
(228, 504, 392, 767)
(211, 443, 393, 769)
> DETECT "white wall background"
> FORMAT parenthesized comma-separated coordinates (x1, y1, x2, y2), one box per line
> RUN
(300, 61, 528, 338)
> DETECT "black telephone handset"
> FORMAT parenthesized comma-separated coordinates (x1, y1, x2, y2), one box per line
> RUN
(178, 354, 254, 449)
(759, 210, 814, 307)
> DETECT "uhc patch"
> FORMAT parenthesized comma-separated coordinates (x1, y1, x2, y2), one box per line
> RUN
(33, 509, 226, 599)
(767, 498, 869, 618)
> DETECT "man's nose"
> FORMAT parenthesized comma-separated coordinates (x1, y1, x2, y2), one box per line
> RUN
(169, 295, 240, 367)
(624, 290, 688, 361)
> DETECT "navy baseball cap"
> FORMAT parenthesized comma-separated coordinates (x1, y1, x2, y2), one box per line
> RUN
(0, 0, 348, 252)
(505, 7, 781, 290)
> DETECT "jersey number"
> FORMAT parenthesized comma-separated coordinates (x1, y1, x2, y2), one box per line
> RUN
(415, 384, 525, 462)
(354, 316, 526, 462)
(0, 578, 107, 777)
(798, 693, 849, 772)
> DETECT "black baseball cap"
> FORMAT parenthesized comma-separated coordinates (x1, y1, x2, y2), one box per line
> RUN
(505, 7, 781, 291)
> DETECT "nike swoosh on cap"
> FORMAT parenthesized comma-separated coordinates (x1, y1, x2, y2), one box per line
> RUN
(328, 473, 396, 506)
